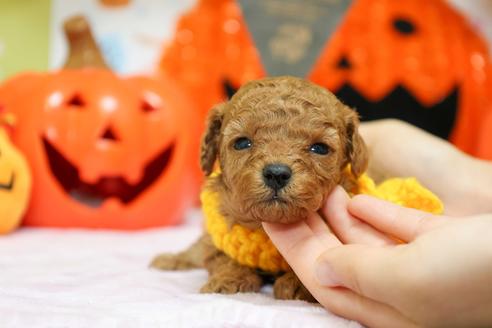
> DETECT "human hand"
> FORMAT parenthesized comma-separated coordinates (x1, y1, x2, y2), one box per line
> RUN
(263, 186, 492, 328)
(359, 119, 492, 215)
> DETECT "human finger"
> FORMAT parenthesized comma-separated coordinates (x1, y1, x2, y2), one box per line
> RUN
(323, 186, 396, 246)
(315, 287, 418, 328)
(315, 243, 405, 306)
(349, 195, 448, 242)
(305, 211, 341, 248)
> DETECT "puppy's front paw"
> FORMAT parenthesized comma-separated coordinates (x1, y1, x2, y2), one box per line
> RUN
(200, 274, 262, 294)
(150, 253, 194, 270)
(274, 271, 316, 302)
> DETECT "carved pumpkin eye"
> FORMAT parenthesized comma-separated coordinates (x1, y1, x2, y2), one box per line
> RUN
(393, 18, 416, 35)
(223, 80, 238, 99)
(141, 99, 157, 113)
(141, 92, 162, 113)
(336, 55, 352, 70)
(67, 94, 86, 108)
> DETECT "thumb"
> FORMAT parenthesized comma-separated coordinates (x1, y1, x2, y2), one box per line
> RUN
(315, 244, 403, 304)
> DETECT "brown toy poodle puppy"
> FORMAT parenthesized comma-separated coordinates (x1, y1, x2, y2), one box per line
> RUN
(151, 76, 368, 302)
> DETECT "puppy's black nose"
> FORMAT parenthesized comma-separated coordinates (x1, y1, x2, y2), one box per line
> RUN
(263, 164, 292, 190)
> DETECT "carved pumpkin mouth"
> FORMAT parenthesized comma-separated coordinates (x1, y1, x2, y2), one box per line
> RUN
(223, 81, 459, 139)
(335, 84, 459, 139)
(0, 173, 15, 191)
(42, 137, 174, 207)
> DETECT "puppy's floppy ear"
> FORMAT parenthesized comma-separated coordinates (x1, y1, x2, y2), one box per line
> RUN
(200, 103, 225, 176)
(343, 107, 368, 178)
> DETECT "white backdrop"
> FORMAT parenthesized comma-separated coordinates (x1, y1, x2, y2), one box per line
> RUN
(49, 0, 195, 74)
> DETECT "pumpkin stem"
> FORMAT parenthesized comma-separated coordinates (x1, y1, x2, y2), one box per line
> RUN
(100, 0, 130, 7)
(63, 15, 109, 69)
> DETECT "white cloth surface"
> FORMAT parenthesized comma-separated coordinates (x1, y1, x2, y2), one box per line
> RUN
(0, 210, 362, 328)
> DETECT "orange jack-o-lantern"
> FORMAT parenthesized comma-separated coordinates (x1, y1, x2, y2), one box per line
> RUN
(0, 16, 199, 229)
(478, 110, 492, 160)
(160, 0, 492, 159)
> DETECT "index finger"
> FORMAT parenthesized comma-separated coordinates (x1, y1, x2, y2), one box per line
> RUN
(262, 214, 341, 265)
(323, 186, 396, 246)
(349, 195, 449, 242)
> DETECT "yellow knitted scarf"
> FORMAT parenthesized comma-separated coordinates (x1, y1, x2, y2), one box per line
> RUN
(202, 173, 443, 273)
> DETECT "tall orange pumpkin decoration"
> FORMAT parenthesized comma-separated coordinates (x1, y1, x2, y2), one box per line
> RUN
(160, 0, 492, 159)
(0, 16, 198, 229)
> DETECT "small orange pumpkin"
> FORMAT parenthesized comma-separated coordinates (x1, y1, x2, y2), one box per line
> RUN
(160, 0, 492, 158)
(0, 16, 199, 229)
(0, 111, 32, 234)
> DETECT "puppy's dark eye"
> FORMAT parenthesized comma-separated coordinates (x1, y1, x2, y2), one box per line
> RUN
(309, 143, 330, 155)
(233, 137, 252, 150)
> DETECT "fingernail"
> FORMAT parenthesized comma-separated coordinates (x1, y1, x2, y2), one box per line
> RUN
(315, 260, 343, 287)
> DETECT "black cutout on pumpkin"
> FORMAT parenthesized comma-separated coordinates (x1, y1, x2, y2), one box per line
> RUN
(100, 127, 119, 141)
(336, 56, 352, 69)
(141, 99, 157, 113)
(42, 137, 175, 207)
(335, 84, 459, 139)
(0, 173, 14, 191)
(67, 94, 86, 107)
(223, 80, 238, 99)
(393, 18, 416, 35)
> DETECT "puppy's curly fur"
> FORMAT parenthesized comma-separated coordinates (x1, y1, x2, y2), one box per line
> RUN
(151, 76, 368, 301)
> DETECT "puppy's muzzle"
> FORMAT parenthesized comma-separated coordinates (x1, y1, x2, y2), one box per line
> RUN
(262, 164, 292, 191)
